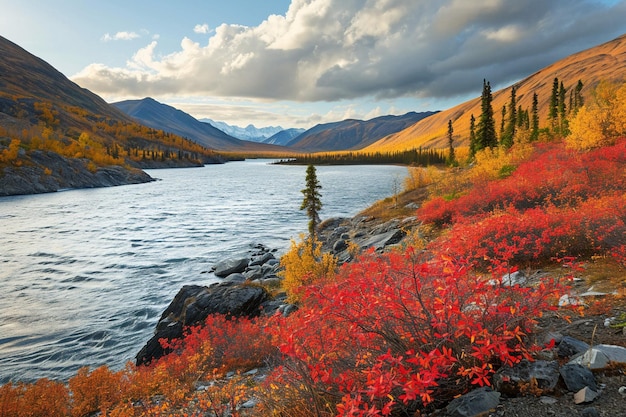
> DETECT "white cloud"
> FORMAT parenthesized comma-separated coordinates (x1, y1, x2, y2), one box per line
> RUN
(77, 0, 626, 104)
(101, 31, 140, 42)
(193, 23, 211, 34)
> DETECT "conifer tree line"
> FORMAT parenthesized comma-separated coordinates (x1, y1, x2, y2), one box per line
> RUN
(469, 77, 584, 157)
(277, 147, 446, 166)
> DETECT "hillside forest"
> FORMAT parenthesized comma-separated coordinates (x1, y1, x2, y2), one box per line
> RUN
(1, 70, 625, 416)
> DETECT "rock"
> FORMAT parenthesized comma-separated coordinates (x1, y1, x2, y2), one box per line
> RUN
(333, 239, 348, 252)
(574, 386, 599, 404)
(223, 273, 246, 283)
(568, 344, 626, 370)
(249, 252, 275, 267)
(501, 270, 527, 287)
(560, 364, 598, 392)
(136, 282, 271, 365)
(445, 387, 500, 417)
(580, 407, 600, 417)
(493, 360, 560, 394)
(539, 396, 558, 404)
(214, 257, 249, 277)
(356, 229, 405, 251)
(558, 336, 590, 358)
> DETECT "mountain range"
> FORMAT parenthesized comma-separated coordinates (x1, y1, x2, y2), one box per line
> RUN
(112, 99, 290, 153)
(199, 119, 290, 143)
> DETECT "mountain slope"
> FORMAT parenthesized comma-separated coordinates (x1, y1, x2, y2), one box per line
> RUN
(0, 35, 222, 196)
(114, 98, 292, 153)
(287, 112, 437, 152)
(200, 118, 284, 142)
(365, 33, 626, 152)
(264, 128, 306, 146)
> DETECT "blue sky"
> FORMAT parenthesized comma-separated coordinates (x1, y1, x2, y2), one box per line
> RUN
(2, 0, 626, 129)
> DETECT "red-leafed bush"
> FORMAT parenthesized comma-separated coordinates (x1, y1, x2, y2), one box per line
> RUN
(264, 249, 566, 416)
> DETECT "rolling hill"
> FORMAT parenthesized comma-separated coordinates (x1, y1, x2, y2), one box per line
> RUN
(0, 35, 223, 196)
(113, 98, 294, 154)
(365, 33, 626, 152)
(287, 112, 437, 152)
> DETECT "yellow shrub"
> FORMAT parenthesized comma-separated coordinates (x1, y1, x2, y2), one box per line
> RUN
(567, 81, 626, 150)
(279, 237, 337, 303)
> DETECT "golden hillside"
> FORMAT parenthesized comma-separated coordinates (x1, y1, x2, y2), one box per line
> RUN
(365, 33, 626, 152)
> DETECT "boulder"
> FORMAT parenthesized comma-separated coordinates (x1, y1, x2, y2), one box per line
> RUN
(574, 386, 600, 404)
(214, 257, 249, 277)
(493, 360, 560, 394)
(568, 344, 626, 370)
(445, 387, 500, 417)
(560, 363, 598, 392)
(136, 282, 271, 365)
(558, 336, 590, 358)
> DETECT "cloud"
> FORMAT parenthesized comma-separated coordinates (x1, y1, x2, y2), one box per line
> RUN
(101, 31, 140, 42)
(193, 23, 211, 34)
(77, 0, 626, 103)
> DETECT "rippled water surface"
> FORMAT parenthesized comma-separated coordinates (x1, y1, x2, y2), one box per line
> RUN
(0, 160, 407, 383)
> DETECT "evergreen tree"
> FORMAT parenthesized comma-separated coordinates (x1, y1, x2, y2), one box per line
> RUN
(500, 105, 507, 138)
(447, 119, 455, 165)
(469, 114, 477, 157)
(573, 79, 584, 114)
(477, 79, 497, 150)
(558, 81, 569, 135)
(501, 85, 517, 148)
(549, 77, 559, 132)
(301, 164, 323, 242)
(531, 92, 539, 141)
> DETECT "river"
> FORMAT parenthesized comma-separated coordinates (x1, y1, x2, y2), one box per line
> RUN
(0, 160, 407, 384)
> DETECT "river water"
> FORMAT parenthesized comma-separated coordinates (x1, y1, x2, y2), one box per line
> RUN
(0, 160, 407, 384)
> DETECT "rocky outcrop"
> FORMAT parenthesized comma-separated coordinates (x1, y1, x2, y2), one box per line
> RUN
(0, 150, 154, 196)
(136, 282, 271, 366)
(318, 215, 418, 263)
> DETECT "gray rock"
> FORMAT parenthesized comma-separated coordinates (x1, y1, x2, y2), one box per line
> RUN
(574, 386, 599, 404)
(356, 229, 405, 251)
(494, 360, 560, 394)
(223, 273, 246, 283)
(568, 344, 626, 369)
(580, 407, 600, 417)
(136, 282, 270, 365)
(214, 257, 249, 277)
(250, 252, 275, 267)
(560, 363, 598, 392)
(333, 239, 348, 252)
(445, 387, 500, 417)
(558, 336, 590, 358)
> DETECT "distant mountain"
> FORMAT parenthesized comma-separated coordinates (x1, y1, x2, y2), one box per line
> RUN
(200, 118, 284, 142)
(365, 33, 626, 152)
(287, 112, 437, 152)
(264, 128, 306, 146)
(113, 99, 291, 153)
(0, 35, 219, 196)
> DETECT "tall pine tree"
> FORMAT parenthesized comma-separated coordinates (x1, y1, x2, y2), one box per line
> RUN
(447, 119, 455, 165)
(501, 85, 516, 148)
(531, 92, 539, 141)
(469, 114, 477, 157)
(301, 164, 322, 243)
(476, 79, 497, 150)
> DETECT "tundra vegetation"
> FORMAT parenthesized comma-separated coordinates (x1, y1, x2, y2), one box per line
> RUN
(1, 80, 626, 417)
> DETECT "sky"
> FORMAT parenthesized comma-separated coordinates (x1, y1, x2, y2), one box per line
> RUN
(2, 0, 626, 129)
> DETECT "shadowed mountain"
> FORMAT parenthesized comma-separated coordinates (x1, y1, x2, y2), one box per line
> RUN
(287, 112, 437, 152)
(113, 98, 292, 153)
(365, 33, 626, 152)
(264, 128, 306, 146)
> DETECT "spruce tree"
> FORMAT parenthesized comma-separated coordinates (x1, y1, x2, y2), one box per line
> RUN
(469, 114, 477, 157)
(558, 81, 568, 136)
(477, 79, 497, 150)
(301, 164, 322, 242)
(501, 86, 516, 148)
(549, 77, 559, 132)
(531, 92, 539, 141)
(447, 119, 455, 165)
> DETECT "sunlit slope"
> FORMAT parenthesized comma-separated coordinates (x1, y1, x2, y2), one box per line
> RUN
(365, 33, 626, 152)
